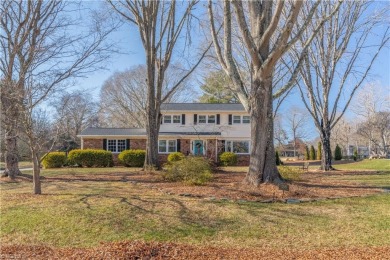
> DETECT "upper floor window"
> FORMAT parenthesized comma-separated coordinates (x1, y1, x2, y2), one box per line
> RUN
(232, 115, 250, 124)
(163, 115, 181, 124)
(107, 139, 126, 153)
(158, 140, 177, 153)
(225, 140, 250, 154)
(198, 115, 216, 124)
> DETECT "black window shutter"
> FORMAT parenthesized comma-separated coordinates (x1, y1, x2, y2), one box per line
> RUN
(182, 114, 185, 125)
(177, 139, 181, 152)
(103, 139, 107, 150)
(194, 114, 197, 125)
(126, 139, 130, 150)
(160, 113, 163, 124)
(228, 114, 232, 125)
(216, 114, 220, 125)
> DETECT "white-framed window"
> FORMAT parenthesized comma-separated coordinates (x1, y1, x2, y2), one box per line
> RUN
(198, 115, 216, 124)
(107, 139, 126, 153)
(198, 115, 207, 124)
(225, 140, 250, 154)
(158, 140, 177, 153)
(233, 115, 250, 124)
(242, 116, 250, 124)
(208, 115, 216, 124)
(233, 115, 241, 124)
(172, 115, 181, 123)
(163, 115, 181, 124)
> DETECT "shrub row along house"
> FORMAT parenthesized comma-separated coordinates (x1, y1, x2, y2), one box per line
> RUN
(78, 103, 251, 165)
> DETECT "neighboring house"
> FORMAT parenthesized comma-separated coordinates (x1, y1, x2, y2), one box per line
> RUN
(78, 103, 251, 165)
(277, 139, 307, 159)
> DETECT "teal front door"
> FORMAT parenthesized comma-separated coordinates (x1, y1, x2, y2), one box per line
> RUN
(193, 140, 204, 155)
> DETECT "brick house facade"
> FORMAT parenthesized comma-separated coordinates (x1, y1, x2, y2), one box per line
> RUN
(79, 104, 251, 166)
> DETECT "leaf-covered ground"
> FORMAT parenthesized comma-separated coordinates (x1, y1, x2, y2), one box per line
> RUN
(1, 241, 390, 259)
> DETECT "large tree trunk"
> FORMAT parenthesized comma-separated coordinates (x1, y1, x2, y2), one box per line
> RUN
(31, 149, 41, 194)
(245, 77, 282, 185)
(3, 131, 21, 179)
(321, 129, 333, 171)
(144, 106, 161, 170)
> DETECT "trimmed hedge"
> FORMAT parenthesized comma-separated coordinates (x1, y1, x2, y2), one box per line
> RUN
(118, 149, 145, 167)
(67, 149, 113, 167)
(167, 152, 185, 163)
(219, 152, 237, 166)
(41, 152, 67, 168)
(162, 156, 213, 185)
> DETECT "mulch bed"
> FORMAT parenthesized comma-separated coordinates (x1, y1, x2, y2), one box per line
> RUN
(1, 241, 390, 259)
(1, 169, 386, 202)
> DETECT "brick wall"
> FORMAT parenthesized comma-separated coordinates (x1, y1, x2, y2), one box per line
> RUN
(179, 139, 191, 155)
(130, 139, 147, 150)
(83, 139, 103, 149)
(236, 154, 250, 166)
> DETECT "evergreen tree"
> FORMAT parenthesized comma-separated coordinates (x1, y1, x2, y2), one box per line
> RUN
(310, 145, 316, 160)
(353, 148, 358, 161)
(334, 144, 342, 160)
(317, 142, 322, 160)
(305, 146, 310, 160)
(198, 71, 238, 103)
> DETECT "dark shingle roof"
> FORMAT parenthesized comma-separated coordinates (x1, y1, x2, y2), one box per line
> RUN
(160, 103, 245, 112)
(79, 127, 146, 136)
(160, 132, 221, 136)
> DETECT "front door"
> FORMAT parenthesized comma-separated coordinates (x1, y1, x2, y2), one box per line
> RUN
(193, 140, 204, 155)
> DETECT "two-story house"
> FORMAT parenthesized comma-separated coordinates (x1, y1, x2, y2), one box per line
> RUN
(78, 103, 251, 165)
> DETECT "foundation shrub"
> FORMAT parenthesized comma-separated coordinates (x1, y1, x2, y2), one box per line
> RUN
(41, 152, 67, 168)
(118, 149, 145, 167)
(67, 149, 113, 167)
(219, 152, 237, 166)
(167, 152, 185, 163)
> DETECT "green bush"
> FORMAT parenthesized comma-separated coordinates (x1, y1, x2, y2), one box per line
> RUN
(167, 152, 185, 163)
(317, 142, 322, 160)
(118, 149, 145, 167)
(219, 152, 238, 166)
(334, 144, 342, 161)
(310, 145, 316, 160)
(67, 149, 113, 167)
(278, 166, 304, 181)
(41, 152, 67, 168)
(305, 145, 310, 160)
(162, 156, 213, 185)
(353, 148, 358, 161)
(275, 151, 282, 166)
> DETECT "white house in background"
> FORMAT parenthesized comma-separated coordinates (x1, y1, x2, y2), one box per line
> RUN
(78, 103, 251, 165)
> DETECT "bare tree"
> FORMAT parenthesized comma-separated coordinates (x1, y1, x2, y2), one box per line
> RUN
(52, 91, 98, 148)
(285, 107, 309, 157)
(107, 1, 210, 169)
(352, 83, 390, 155)
(100, 65, 193, 128)
(0, 0, 115, 192)
(294, 1, 389, 170)
(208, 0, 341, 185)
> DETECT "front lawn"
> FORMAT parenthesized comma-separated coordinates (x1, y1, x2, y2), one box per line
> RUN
(333, 159, 390, 171)
(1, 168, 389, 249)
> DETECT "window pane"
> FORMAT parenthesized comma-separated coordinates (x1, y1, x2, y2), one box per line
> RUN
(242, 116, 250, 124)
(208, 115, 216, 123)
(173, 115, 181, 123)
(233, 141, 249, 153)
(198, 115, 206, 123)
(233, 115, 241, 124)
(159, 140, 167, 153)
(163, 115, 171, 123)
(168, 140, 176, 152)
(107, 140, 116, 152)
(117, 140, 126, 152)
(226, 141, 232, 152)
